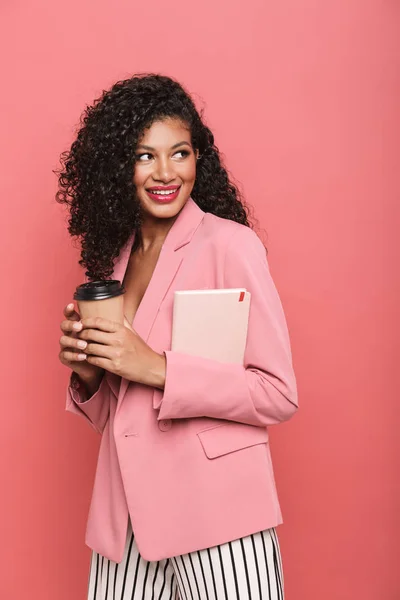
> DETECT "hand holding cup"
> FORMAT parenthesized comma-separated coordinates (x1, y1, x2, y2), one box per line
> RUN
(59, 280, 125, 392)
(58, 303, 105, 386)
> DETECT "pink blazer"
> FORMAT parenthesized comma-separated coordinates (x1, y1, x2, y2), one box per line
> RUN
(67, 198, 298, 563)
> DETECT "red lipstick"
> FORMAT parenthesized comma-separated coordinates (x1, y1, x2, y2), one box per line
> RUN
(146, 185, 181, 203)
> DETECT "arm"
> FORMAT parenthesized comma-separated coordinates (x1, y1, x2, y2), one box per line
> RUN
(60, 297, 112, 435)
(153, 226, 298, 427)
(66, 370, 111, 434)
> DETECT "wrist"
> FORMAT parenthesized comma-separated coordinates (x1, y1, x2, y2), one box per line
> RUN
(146, 352, 166, 390)
(75, 369, 105, 397)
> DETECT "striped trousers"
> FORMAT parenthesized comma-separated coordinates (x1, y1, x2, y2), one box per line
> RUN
(87, 519, 284, 600)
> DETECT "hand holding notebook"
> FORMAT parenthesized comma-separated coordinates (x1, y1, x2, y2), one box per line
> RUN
(171, 289, 251, 364)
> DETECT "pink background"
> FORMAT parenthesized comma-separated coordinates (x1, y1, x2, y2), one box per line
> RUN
(1, 0, 398, 598)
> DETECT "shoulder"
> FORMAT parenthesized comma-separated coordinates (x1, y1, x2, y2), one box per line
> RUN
(201, 212, 266, 258)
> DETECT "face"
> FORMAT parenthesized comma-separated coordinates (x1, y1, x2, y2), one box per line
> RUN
(133, 118, 198, 225)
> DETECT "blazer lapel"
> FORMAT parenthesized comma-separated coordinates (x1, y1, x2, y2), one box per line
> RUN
(117, 198, 205, 405)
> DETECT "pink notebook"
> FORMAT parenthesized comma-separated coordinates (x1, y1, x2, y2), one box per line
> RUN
(171, 288, 251, 364)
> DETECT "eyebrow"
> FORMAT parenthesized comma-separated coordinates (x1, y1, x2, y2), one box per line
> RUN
(136, 141, 192, 151)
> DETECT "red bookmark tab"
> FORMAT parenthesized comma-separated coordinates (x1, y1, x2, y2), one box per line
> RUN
(239, 291, 245, 302)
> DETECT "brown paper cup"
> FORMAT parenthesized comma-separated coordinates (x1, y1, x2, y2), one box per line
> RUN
(74, 280, 126, 324)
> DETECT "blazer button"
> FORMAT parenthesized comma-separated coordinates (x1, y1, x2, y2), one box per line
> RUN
(158, 419, 172, 432)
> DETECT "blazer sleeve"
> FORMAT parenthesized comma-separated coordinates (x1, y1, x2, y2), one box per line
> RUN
(153, 226, 298, 427)
(66, 371, 110, 434)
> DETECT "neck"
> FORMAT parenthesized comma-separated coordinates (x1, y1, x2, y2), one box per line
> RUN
(138, 214, 178, 252)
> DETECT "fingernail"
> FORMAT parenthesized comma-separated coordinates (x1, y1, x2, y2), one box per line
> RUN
(77, 340, 87, 349)
(73, 322, 82, 330)
(67, 303, 74, 309)
(78, 354, 87, 360)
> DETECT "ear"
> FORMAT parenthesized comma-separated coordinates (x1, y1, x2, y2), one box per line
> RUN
(195, 148, 200, 160)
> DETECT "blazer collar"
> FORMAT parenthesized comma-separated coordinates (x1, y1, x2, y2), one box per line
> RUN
(112, 197, 204, 284)
(113, 197, 205, 405)
(161, 196, 205, 252)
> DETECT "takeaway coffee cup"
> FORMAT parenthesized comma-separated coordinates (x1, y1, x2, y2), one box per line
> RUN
(73, 280, 126, 324)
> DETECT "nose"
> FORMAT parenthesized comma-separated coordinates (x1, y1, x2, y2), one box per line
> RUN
(153, 156, 175, 183)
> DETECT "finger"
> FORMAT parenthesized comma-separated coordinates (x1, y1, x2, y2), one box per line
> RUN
(85, 342, 115, 359)
(59, 335, 88, 351)
(123, 316, 134, 331)
(60, 319, 83, 334)
(78, 328, 115, 345)
(61, 349, 87, 362)
(63, 303, 80, 321)
(80, 317, 120, 333)
(86, 355, 113, 370)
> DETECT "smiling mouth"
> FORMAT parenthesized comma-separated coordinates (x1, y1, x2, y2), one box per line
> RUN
(146, 186, 181, 195)
(145, 185, 181, 202)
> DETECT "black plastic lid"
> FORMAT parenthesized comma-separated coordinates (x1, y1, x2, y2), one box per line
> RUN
(73, 280, 125, 301)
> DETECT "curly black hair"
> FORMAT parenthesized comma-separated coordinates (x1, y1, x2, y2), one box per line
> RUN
(55, 73, 255, 280)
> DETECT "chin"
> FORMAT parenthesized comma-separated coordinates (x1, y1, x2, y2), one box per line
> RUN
(141, 193, 190, 221)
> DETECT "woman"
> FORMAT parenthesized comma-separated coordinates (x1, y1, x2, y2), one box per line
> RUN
(56, 74, 298, 600)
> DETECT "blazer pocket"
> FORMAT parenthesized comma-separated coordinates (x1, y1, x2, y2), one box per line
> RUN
(197, 423, 269, 459)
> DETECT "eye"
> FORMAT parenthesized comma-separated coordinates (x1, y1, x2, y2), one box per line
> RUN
(173, 150, 190, 159)
(136, 153, 153, 161)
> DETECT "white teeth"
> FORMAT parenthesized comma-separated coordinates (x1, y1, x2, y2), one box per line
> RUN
(148, 189, 177, 195)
